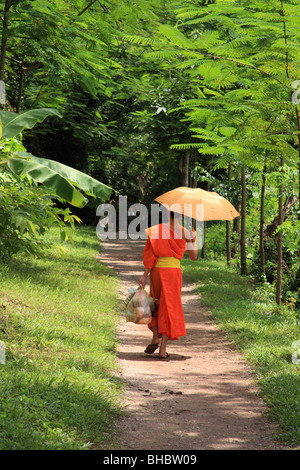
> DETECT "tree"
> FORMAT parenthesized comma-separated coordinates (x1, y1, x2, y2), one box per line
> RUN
(149, 0, 299, 301)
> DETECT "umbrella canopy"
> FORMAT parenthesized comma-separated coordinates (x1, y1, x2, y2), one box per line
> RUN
(155, 186, 239, 221)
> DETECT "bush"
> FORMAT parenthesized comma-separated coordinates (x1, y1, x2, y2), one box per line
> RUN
(203, 221, 227, 258)
(0, 171, 79, 259)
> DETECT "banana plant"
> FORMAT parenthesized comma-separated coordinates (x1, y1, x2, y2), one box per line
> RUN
(0, 108, 61, 139)
(0, 108, 112, 207)
(8, 152, 112, 207)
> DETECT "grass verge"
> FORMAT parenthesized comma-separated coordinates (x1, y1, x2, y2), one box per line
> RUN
(181, 256, 300, 447)
(0, 226, 123, 450)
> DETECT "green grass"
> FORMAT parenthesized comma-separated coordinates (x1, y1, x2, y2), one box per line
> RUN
(182, 255, 300, 447)
(0, 226, 123, 450)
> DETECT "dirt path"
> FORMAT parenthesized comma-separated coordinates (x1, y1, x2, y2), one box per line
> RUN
(98, 238, 282, 451)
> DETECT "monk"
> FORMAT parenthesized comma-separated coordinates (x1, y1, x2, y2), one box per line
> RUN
(138, 211, 198, 359)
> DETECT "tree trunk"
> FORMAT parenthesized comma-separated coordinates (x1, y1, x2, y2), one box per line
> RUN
(16, 64, 24, 113)
(177, 149, 190, 187)
(226, 163, 232, 265)
(230, 167, 240, 261)
(240, 165, 247, 275)
(191, 148, 198, 232)
(296, 106, 300, 220)
(276, 155, 284, 305)
(201, 162, 211, 259)
(259, 157, 267, 277)
(190, 148, 198, 188)
(0, 1, 11, 83)
(181, 149, 190, 186)
(232, 202, 240, 260)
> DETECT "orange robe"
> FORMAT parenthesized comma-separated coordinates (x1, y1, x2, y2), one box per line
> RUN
(143, 223, 187, 340)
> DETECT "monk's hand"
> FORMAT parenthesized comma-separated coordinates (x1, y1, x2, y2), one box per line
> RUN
(189, 227, 197, 242)
(138, 272, 147, 289)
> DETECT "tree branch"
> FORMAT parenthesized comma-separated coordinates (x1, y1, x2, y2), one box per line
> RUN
(264, 195, 298, 238)
(22, 62, 43, 73)
(98, 1, 109, 12)
(170, 38, 287, 87)
(202, 53, 284, 85)
(77, 0, 98, 16)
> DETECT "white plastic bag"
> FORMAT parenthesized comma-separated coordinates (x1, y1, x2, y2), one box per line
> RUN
(124, 287, 154, 324)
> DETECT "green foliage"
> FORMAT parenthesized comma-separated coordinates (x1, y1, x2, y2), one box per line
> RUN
(0, 108, 112, 258)
(7, 156, 88, 209)
(151, 0, 300, 171)
(5, 0, 120, 109)
(150, 0, 300, 306)
(0, 171, 81, 259)
(0, 109, 61, 139)
(0, 226, 122, 449)
(8, 152, 112, 207)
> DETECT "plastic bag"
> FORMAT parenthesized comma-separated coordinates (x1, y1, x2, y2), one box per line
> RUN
(124, 287, 155, 324)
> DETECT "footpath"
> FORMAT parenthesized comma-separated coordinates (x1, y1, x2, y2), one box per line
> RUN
(98, 238, 283, 450)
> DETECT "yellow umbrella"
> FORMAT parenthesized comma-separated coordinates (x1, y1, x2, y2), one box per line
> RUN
(155, 186, 239, 221)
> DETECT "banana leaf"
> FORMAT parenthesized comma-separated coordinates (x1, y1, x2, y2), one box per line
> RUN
(15, 152, 112, 201)
(8, 157, 88, 208)
(8, 153, 112, 207)
(0, 108, 61, 139)
(1, 108, 113, 206)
